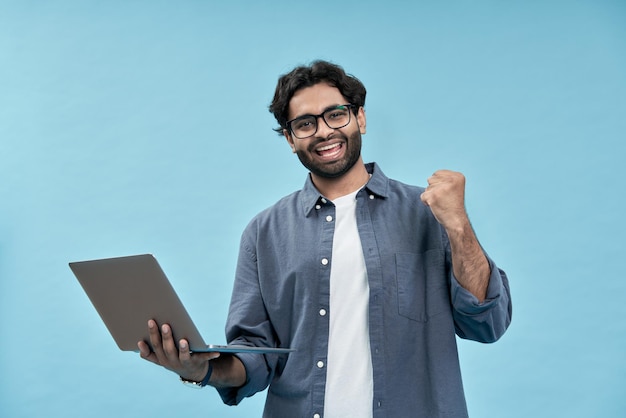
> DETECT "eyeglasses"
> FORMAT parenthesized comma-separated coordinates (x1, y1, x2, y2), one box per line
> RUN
(286, 104, 356, 139)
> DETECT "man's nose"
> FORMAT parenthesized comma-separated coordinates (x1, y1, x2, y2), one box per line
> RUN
(315, 115, 334, 138)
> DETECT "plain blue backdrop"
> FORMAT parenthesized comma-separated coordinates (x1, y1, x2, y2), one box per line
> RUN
(1, 1, 624, 417)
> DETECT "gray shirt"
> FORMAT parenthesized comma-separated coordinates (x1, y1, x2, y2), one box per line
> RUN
(218, 162, 512, 418)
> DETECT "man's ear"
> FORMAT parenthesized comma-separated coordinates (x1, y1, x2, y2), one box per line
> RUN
(357, 107, 366, 134)
(284, 129, 296, 153)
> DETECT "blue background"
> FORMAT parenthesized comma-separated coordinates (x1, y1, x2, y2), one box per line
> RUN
(1, 1, 624, 417)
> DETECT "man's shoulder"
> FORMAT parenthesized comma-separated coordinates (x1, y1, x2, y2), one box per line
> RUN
(383, 175, 426, 202)
(387, 176, 424, 191)
(366, 162, 425, 197)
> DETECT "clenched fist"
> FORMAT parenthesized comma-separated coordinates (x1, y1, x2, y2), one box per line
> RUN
(420, 170, 469, 232)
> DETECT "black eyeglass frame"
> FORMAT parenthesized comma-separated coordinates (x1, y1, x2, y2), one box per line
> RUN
(286, 104, 357, 139)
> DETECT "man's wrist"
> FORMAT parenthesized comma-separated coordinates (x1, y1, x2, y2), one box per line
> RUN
(180, 362, 213, 388)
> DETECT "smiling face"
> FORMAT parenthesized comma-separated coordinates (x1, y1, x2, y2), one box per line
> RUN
(284, 82, 366, 180)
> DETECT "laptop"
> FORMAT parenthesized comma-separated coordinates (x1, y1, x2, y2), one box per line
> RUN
(69, 254, 294, 354)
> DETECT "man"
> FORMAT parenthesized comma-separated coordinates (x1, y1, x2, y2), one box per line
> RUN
(138, 60, 512, 417)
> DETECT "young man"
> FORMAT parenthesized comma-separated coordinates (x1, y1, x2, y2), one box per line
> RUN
(139, 60, 512, 418)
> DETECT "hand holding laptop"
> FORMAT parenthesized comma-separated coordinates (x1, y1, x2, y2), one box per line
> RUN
(138, 320, 223, 384)
(69, 254, 293, 388)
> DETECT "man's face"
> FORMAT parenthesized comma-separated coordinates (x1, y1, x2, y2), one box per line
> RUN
(284, 83, 366, 179)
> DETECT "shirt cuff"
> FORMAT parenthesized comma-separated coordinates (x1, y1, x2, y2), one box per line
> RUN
(450, 256, 503, 316)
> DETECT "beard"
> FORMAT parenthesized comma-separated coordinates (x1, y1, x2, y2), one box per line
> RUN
(295, 129, 362, 179)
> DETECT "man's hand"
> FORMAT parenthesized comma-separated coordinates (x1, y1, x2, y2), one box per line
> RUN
(421, 170, 490, 302)
(420, 170, 469, 232)
(138, 319, 219, 382)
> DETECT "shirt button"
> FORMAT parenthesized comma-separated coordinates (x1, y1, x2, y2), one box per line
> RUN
(314, 414, 321, 418)
(369, 194, 375, 200)
(315, 204, 321, 210)
(319, 308, 327, 316)
(317, 361, 324, 368)
(321, 258, 329, 265)
(326, 215, 333, 222)
(321, 198, 327, 203)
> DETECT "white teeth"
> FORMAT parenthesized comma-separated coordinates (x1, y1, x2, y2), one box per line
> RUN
(317, 143, 340, 152)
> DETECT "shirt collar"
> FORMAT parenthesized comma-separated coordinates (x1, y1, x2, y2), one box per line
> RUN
(300, 162, 390, 217)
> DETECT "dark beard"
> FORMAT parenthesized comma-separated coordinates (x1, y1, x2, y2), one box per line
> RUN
(295, 130, 362, 179)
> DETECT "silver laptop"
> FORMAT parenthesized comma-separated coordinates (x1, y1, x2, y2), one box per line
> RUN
(70, 254, 294, 354)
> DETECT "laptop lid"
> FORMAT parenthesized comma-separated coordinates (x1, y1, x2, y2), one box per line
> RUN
(69, 254, 293, 354)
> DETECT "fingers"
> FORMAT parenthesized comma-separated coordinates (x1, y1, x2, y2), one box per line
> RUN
(423, 170, 465, 196)
(138, 340, 152, 358)
(421, 170, 468, 229)
(138, 320, 221, 381)
(159, 323, 179, 359)
(179, 339, 221, 364)
(426, 170, 464, 186)
(147, 319, 161, 351)
(146, 320, 179, 366)
(147, 320, 167, 365)
(178, 339, 193, 365)
(420, 190, 431, 206)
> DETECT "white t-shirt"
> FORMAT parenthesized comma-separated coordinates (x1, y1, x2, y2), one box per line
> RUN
(323, 188, 373, 418)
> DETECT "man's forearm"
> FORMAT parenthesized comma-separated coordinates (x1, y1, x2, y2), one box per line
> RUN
(446, 220, 490, 302)
(209, 354, 247, 389)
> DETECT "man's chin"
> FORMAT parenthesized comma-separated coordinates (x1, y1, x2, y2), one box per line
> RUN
(307, 159, 357, 179)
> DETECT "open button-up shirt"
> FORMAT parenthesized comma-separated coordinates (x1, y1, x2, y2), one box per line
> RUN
(217, 162, 512, 418)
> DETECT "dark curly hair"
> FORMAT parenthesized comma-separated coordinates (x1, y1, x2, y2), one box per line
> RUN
(269, 60, 367, 134)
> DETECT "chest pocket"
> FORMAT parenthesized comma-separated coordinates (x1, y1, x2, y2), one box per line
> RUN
(395, 250, 450, 322)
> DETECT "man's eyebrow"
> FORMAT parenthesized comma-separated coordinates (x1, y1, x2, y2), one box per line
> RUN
(293, 104, 344, 119)
(324, 104, 346, 112)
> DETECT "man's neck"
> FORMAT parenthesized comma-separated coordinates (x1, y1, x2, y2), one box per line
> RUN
(310, 159, 370, 201)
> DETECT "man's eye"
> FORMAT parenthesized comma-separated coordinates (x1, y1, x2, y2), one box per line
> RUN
(294, 119, 314, 130)
(327, 109, 348, 119)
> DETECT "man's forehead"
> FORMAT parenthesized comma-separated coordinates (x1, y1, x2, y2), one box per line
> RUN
(288, 83, 346, 118)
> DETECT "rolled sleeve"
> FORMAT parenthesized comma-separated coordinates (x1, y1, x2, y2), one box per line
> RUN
(450, 256, 512, 343)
